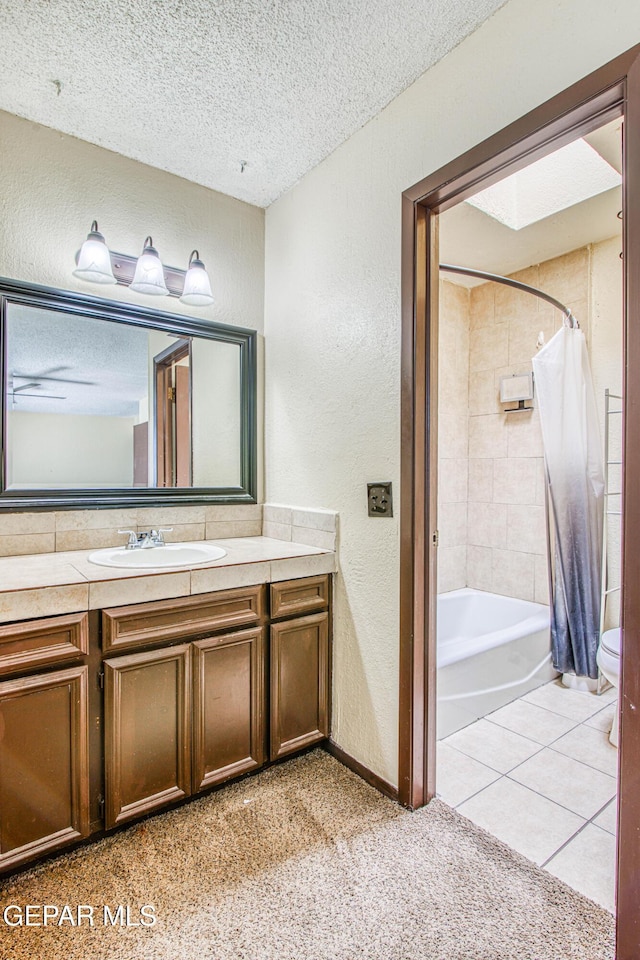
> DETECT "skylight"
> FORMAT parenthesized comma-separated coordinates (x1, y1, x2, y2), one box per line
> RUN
(465, 139, 621, 230)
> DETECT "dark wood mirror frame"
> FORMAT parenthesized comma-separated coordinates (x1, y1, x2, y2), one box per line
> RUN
(0, 277, 257, 510)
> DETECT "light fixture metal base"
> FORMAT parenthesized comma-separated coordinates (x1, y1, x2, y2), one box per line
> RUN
(75, 249, 186, 298)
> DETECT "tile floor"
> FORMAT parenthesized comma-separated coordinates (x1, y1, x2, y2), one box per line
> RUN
(437, 678, 618, 912)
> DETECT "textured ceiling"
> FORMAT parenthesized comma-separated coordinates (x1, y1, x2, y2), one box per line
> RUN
(0, 0, 507, 207)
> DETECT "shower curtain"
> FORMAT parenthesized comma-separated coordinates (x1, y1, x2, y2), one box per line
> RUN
(532, 325, 604, 679)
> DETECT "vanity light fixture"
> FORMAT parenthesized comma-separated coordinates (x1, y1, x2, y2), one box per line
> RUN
(180, 250, 214, 306)
(72, 221, 117, 285)
(73, 223, 215, 307)
(129, 236, 169, 296)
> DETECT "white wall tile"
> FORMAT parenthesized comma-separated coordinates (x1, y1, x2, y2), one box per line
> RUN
(271, 553, 337, 581)
(506, 504, 547, 555)
(437, 545, 467, 593)
(290, 508, 337, 532)
(0, 533, 56, 557)
(469, 369, 499, 415)
(493, 458, 537, 504)
(190, 561, 271, 594)
(89, 572, 192, 609)
(506, 410, 544, 459)
(205, 520, 262, 539)
(262, 520, 292, 541)
(469, 324, 509, 372)
(534, 553, 550, 605)
(467, 459, 493, 503)
(467, 545, 493, 592)
(263, 504, 293, 525)
(440, 413, 468, 460)
(439, 502, 467, 548)
(439, 459, 468, 503)
(492, 548, 535, 601)
(291, 526, 336, 550)
(468, 414, 507, 459)
(467, 502, 507, 549)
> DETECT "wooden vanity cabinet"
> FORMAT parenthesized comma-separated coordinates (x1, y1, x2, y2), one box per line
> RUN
(101, 585, 268, 827)
(192, 626, 265, 792)
(103, 644, 192, 829)
(269, 577, 330, 760)
(0, 614, 90, 872)
(1, 574, 330, 871)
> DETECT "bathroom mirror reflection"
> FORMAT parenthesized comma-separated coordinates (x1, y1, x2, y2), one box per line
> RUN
(0, 280, 257, 509)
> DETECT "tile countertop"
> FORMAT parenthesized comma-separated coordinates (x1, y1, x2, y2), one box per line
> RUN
(0, 537, 337, 624)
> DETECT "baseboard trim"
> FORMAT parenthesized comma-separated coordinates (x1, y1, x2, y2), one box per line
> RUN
(324, 740, 399, 802)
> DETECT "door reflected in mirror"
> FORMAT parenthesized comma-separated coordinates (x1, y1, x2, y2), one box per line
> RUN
(4, 302, 243, 491)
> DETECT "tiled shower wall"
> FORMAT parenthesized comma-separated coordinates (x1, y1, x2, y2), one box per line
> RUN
(438, 239, 622, 605)
(465, 248, 590, 604)
(437, 280, 470, 592)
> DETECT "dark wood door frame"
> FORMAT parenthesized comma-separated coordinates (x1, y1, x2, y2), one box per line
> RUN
(399, 45, 640, 958)
(153, 339, 192, 488)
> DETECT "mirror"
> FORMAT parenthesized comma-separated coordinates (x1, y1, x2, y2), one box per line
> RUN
(0, 279, 257, 509)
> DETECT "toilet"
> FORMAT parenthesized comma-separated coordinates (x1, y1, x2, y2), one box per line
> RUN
(596, 627, 621, 747)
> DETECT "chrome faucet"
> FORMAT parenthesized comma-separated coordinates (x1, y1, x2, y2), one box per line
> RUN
(118, 528, 173, 550)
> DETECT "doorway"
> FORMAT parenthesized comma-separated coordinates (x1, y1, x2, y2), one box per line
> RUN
(399, 45, 640, 959)
(154, 339, 192, 488)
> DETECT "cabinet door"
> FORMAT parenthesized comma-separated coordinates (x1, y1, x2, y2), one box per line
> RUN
(270, 613, 329, 760)
(104, 645, 191, 829)
(0, 665, 89, 871)
(192, 627, 265, 792)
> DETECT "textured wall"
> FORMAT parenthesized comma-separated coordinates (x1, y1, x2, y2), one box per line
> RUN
(0, 110, 265, 530)
(0, 110, 265, 331)
(7, 412, 136, 487)
(264, 0, 640, 786)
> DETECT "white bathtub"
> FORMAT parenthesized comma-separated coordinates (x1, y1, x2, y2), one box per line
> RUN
(437, 588, 555, 739)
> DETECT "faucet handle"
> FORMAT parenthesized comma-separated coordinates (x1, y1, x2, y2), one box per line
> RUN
(150, 527, 173, 546)
(118, 529, 138, 549)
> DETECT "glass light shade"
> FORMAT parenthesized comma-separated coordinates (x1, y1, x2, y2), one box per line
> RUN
(72, 223, 116, 285)
(180, 251, 214, 306)
(129, 237, 169, 296)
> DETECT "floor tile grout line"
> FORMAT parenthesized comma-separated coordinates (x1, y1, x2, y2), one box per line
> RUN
(588, 795, 619, 828)
(483, 691, 616, 742)
(521, 688, 616, 724)
(503, 767, 616, 822)
(447, 717, 617, 819)
(442, 734, 548, 777)
(438, 678, 618, 909)
(546, 742, 618, 779)
(484, 713, 581, 748)
(540, 816, 616, 869)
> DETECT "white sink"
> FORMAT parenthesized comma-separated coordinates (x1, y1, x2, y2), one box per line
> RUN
(88, 542, 227, 569)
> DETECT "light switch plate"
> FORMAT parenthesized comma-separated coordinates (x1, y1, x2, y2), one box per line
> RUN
(367, 482, 393, 517)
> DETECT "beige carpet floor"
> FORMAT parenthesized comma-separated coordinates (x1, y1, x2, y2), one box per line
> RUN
(0, 751, 614, 959)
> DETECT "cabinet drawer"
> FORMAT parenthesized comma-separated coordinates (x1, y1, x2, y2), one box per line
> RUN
(102, 585, 266, 654)
(0, 613, 88, 677)
(270, 575, 329, 620)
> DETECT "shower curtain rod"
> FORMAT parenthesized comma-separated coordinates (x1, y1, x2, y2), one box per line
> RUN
(439, 263, 578, 328)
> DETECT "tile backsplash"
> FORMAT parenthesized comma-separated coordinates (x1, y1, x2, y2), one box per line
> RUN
(0, 501, 339, 557)
(0, 504, 263, 556)
(263, 504, 338, 552)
